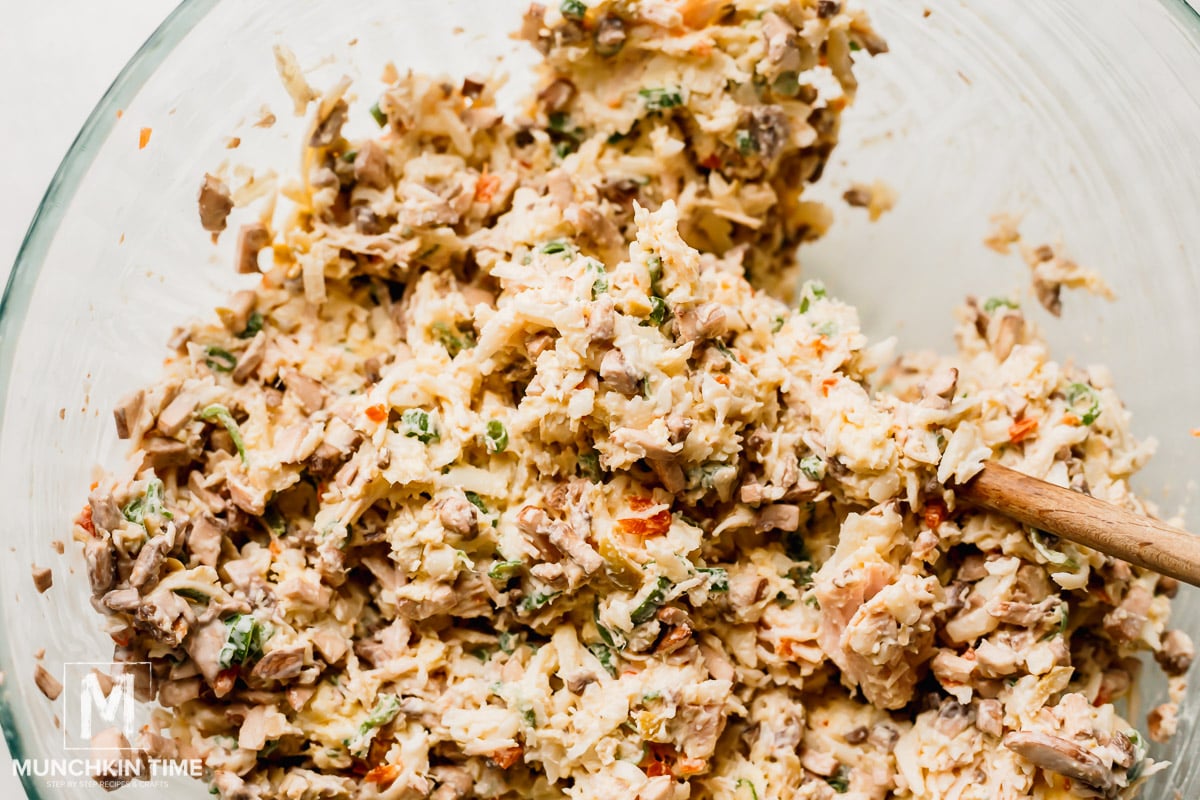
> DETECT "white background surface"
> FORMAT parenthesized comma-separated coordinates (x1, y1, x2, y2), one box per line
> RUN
(0, 5, 176, 793)
(3, 1, 1200, 798)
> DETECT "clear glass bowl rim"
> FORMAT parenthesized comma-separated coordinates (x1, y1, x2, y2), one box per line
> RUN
(4, 1, 1200, 798)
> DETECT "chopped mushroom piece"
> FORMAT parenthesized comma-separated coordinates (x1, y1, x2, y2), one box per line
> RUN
(236, 223, 271, 274)
(198, 174, 234, 234)
(1003, 731, 1114, 795)
(34, 664, 62, 701)
(31, 564, 52, 594)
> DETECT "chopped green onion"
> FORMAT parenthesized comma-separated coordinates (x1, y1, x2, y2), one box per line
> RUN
(237, 311, 264, 339)
(630, 576, 671, 625)
(646, 296, 670, 327)
(783, 530, 811, 563)
(647, 255, 663, 294)
(587, 260, 609, 299)
(578, 450, 603, 482)
(199, 404, 248, 465)
(594, 604, 617, 648)
(638, 87, 684, 111)
(805, 595, 821, 609)
(548, 111, 570, 131)
(799, 454, 826, 481)
(735, 129, 757, 156)
(484, 420, 508, 453)
(1066, 382, 1101, 426)
(560, 0, 587, 19)
(587, 642, 617, 677)
(218, 614, 268, 669)
(798, 280, 827, 313)
(204, 347, 237, 373)
(522, 707, 537, 726)
(488, 560, 523, 582)
(172, 587, 211, 604)
(1028, 529, 1077, 569)
(122, 477, 173, 525)
(464, 491, 489, 515)
(698, 567, 729, 592)
(369, 102, 386, 127)
(736, 779, 760, 800)
(340, 149, 358, 163)
(541, 239, 575, 255)
(772, 71, 801, 97)
(401, 409, 439, 444)
(771, 315, 786, 333)
(848, 40, 862, 52)
(498, 631, 518, 653)
(519, 590, 560, 613)
(346, 694, 402, 756)
(825, 766, 850, 793)
(432, 321, 475, 357)
(263, 505, 286, 537)
(983, 296, 1018, 314)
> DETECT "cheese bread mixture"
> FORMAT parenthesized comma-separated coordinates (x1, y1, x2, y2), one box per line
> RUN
(68, 2, 1189, 799)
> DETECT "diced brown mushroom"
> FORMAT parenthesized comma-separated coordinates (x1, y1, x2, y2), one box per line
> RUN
(430, 766, 474, 800)
(920, 367, 959, 409)
(991, 313, 1023, 361)
(84, 537, 116, 597)
(233, 332, 267, 384)
(395, 583, 457, 620)
(102, 588, 142, 613)
(156, 389, 200, 437)
(546, 520, 603, 575)
(129, 536, 169, 590)
(647, 458, 685, 493)
(439, 493, 479, 537)
(755, 504, 800, 533)
(184, 618, 228, 683)
(538, 78, 575, 113)
(91, 727, 142, 789)
(599, 348, 640, 396)
(34, 663, 62, 700)
(585, 295, 616, 343)
(198, 174, 234, 234)
(142, 437, 191, 470)
(309, 99, 348, 147)
(762, 12, 799, 68)
(975, 698, 1003, 737)
(283, 369, 326, 414)
(1003, 731, 1114, 794)
(250, 645, 306, 682)
(1103, 584, 1152, 643)
(742, 106, 790, 162)
(1156, 629, 1194, 676)
(112, 389, 144, 440)
(31, 564, 52, 594)
(593, 14, 626, 56)
(675, 303, 726, 343)
(353, 140, 391, 190)
(236, 222, 271, 274)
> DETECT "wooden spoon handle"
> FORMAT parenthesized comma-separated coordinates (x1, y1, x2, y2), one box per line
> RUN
(958, 462, 1200, 588)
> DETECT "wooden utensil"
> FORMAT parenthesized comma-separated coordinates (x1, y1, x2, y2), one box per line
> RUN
(958, 462, 1200, 588)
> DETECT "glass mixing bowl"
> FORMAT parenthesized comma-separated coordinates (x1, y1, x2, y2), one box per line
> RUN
(3, 0, 1200, 797)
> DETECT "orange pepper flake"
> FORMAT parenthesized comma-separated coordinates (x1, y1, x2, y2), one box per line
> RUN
(363, 764, 401, 787)
(115, 109, 124, 119)
(645, 761, 671, 778)
(1191, 427, 1200, 438)
(776, 638, 802, 659)
(714, 374, 730, 386)
(269, 539, 283, 556)
(628, 496, 656, 511)
(491, 746, 523, 770)
(700, 153, 722, 170)
(1062, 413, 1081, 426)
(138, 127, 152, 149)
(923, 499, 947, 530)
(474, 170, 501, 204)
(1008, 416, 1039, 443)
(75, 505, 96, 537)
(821, 377, 838, 397)
(365, 404, 388, 423)
(618, 509, 672, 537)
(675, 757, 708, 776)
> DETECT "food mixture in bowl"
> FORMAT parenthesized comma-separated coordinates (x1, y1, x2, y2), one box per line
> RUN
(61, 1, 1191, 798)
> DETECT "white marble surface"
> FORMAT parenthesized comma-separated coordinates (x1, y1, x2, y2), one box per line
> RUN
(0, 5, 175, 793)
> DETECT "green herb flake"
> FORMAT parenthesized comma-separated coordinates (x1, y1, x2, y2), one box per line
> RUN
(519, 590, 560, 614)
(1028, 528, 1077, 569)
(587, 260, 609, 299)
(825, 765, 850, 793)
(735, 129, 757, 156)
(204, 346, 237, 373)
(199, 404, 248, 465)
(465, 491, 489, 515)
(647, 255, 663, 294)
(630, 576, 672, 625)
(122, 477, 173, 525)
(805, 595, 821, 609)
(488, 560, 523, 582)
(786, 564, 815, 588)
(484, 419, 509, 454)
(1066, 382, 1101, 426)
(401, 409, 440, 444)
(638, 87, 684, 111)
(736, 779, 760, 800)
(218, 614, 269, 669)
(698, 567, 729, 592)
(369, 102, 387, 127)
(578, 450, 603, 482)
(774, 591, 795, 608)
(771, 315, 786, 333)
(848, 40, 862, 52)
(432, 321, 475, 357)
(541, 239, 576, 256)
(587, 642, 617, 677)
(983, 296, 1018, 314)
(799, 454, 826, 481)
(560, 0, 587, 19)
(237, 311, 264, 340)
(498, 631, 518, 654)
(646, 296, 670, 327)
(172, 587, 211, 604)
